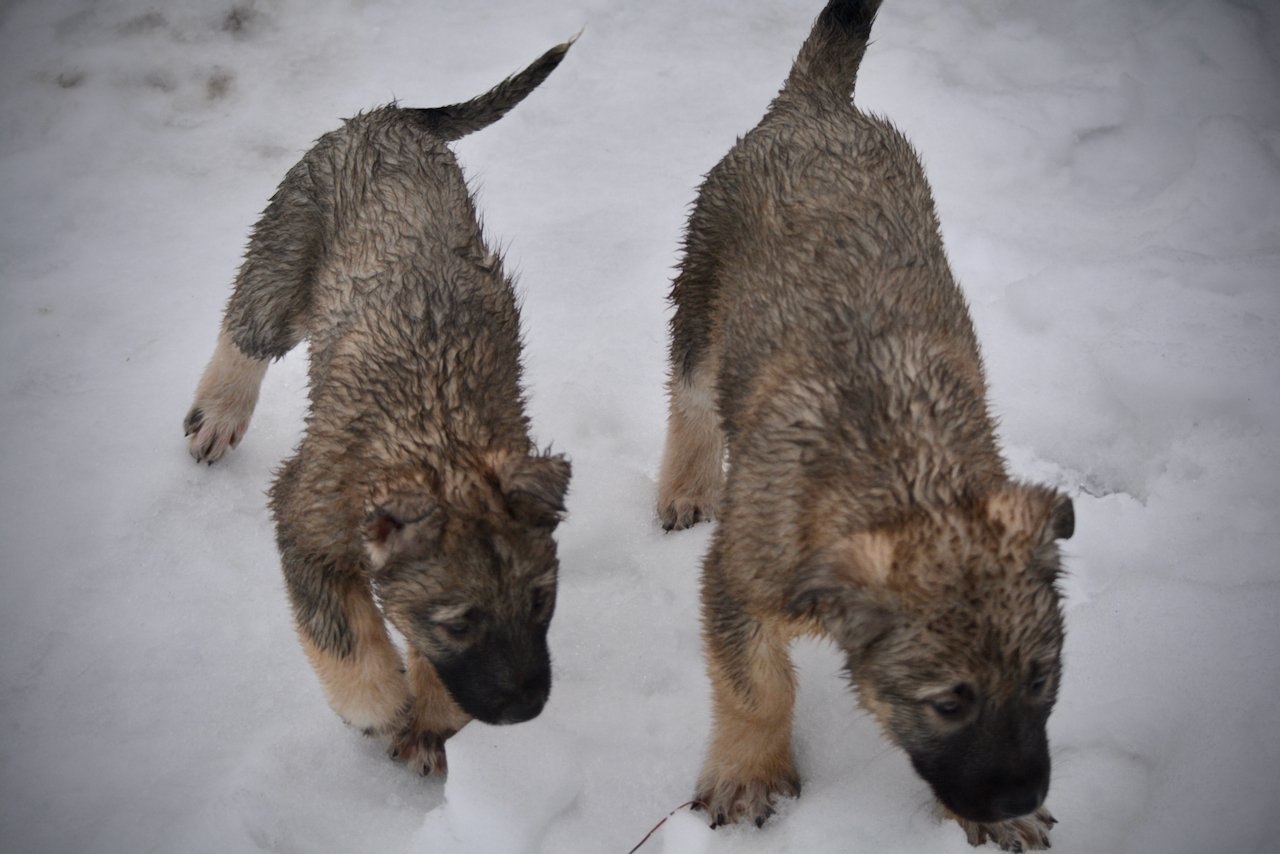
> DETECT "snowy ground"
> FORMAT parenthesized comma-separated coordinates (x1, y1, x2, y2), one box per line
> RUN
(1, 0, 1278, 852)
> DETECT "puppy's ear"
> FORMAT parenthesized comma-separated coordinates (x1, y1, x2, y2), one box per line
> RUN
(787, 532, 897, 652)
(985, 484, 1074, 547)
(363, 494, 444, 569)
(493, 452, 571, 528)
(984, 484, 1074, 585)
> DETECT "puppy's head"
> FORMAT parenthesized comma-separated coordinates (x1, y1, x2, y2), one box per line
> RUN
(790, 484, 1073, 823)
(362, 450, 570, 725)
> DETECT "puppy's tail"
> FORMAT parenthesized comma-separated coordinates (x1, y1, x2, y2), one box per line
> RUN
(411, 35, 576, 142)
(781, 0, 882, 103)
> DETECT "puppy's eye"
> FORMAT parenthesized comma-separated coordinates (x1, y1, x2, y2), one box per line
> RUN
(532, 588, 550, 612)
(441, 622, 471, 640)
(1028, 673, 1049, 696)
(926, 684, 974, 720)
(931, 698, 964, 718)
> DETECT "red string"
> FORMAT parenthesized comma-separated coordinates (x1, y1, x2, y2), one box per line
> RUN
(626, 800, 702, 854)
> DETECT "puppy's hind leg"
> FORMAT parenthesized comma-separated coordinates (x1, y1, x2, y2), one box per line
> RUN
(658, 191, 730, 531)
(657, 356, 724, 531)
(184, 158, 325, 462)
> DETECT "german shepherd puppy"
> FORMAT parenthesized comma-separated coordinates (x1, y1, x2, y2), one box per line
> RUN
(184, 39, 574, 776)
(656, 3, 1072, 849)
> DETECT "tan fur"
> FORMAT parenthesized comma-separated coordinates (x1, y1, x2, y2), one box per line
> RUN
(697, 611, 802, 828)
(298, 583, 409, 734)
(657, 358, 725, 530)
(183, 40, 574, 777)
(390, 648, 473, 776)
(660, 3, 1073, 849)
(184, 328, 269, 463)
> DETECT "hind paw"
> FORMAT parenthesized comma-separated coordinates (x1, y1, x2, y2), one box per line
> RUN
(658, 496, 717, 531)
(184, 331, 267, 464)
(184, 404, 251, 464)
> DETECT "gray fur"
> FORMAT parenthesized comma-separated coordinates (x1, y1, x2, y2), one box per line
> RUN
(184, 39, 573, 774)
(656, 2, 1073, 849)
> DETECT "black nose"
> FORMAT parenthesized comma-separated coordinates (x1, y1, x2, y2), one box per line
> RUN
(995, 788, 1042, 820)
(496, 686, 547, 724)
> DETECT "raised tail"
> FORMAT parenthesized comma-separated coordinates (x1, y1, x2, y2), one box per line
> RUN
(410, 35, 576, 142)
(782, 0, 882, 103)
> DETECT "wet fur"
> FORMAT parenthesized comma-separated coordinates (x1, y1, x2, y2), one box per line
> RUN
(184, 40, 574, 774)
(656, 2, 1073, 849)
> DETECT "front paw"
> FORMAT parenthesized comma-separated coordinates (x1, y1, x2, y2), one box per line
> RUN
(695, 770, 801, 829)
(954, 807, 1056, 851)
(389, 724, 456, 777)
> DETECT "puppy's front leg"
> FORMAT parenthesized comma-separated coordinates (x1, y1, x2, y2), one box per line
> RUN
(283, 554, 409, 736)
(695, 546, 801, 827)
(390, 648, 472, 776)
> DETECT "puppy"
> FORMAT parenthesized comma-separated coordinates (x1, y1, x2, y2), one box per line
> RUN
(656, 3, 1072, 849)
(184, 38, 574, 775)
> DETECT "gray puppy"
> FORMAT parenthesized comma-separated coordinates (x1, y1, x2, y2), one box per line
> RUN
(184, 39, 573, 776)
(656, 2, 1072, 849)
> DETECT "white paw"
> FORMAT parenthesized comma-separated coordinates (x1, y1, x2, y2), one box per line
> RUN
(184, 331, 267, 464)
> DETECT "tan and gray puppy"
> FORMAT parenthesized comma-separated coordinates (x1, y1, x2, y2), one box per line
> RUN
(656, 2, 1073, 849)
(184, 40, 573, 776)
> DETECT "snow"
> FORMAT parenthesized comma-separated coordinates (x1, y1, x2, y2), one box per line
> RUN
(1, 0, 1277, 852)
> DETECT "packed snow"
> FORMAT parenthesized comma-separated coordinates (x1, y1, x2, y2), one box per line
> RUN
(1, 0, 1277, 852)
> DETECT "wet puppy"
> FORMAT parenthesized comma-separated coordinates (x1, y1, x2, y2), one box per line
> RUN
(657, 3, 1072, 849)
(185, 39, 574, 775)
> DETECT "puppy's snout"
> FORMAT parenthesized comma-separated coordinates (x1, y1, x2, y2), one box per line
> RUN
(497, 683, 548, 724)
(994, 787, 1043, 820)
(498, 657, 551, 723)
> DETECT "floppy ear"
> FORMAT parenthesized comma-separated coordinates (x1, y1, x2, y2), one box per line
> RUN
(984, 484, 1074, 585)
(363, 493, 445, 569)
(787, 532, 897, 652)
(985, 484, 1074, 547)
(494, 452, 571, 528)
